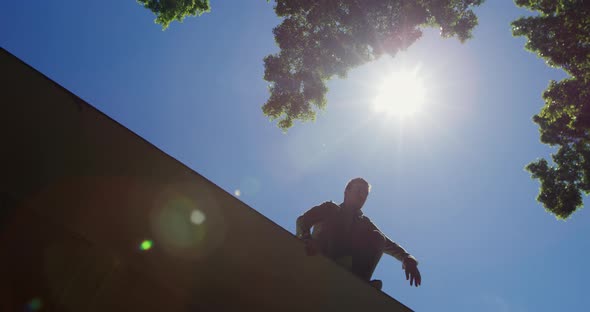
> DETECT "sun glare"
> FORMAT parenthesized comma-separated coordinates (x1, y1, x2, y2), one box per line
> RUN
(373, 69, 426, 118)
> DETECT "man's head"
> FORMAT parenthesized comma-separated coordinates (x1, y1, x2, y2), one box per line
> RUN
(343, 178, 371, 210)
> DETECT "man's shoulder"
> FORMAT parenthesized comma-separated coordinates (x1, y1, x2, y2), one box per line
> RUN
(359, 214, 371, 221)
(303, 201, 339, 218)
(359, 214, 378, 227)
(317, 201, 340, 210)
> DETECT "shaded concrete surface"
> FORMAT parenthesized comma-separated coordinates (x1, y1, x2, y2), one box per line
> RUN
(0, 48, 413, 312)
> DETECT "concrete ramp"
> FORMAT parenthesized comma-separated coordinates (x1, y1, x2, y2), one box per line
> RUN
(0, 48, 413, 312)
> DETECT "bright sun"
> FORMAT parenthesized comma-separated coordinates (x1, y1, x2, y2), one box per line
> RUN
(373, 69, 426, 118)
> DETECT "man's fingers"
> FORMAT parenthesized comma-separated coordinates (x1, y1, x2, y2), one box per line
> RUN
(405, 268, 421, 287)
(404, 263, 422, 287)
(412, 271, 421, 287)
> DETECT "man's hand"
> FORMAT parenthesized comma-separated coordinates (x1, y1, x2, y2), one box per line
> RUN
(302, 237, 319, 256)
(402, 257, 421, 287)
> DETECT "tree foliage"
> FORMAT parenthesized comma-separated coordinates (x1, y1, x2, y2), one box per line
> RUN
(512, 0, 590, 219)
(137, 0, 211, 29)
(136, 1, 484, 127)
(263, 0, 484, 129)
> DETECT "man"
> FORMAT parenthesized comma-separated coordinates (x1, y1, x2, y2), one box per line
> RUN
(296, 178, 421, 290)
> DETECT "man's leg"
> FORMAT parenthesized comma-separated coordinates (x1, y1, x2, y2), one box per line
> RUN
(350, 230, 385, 281)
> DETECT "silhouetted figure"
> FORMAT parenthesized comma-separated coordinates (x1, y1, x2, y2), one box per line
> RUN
(296, 178, 421, 290)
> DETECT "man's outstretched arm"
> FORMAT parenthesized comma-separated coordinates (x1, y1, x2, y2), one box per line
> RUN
(382, 234, 421, 287)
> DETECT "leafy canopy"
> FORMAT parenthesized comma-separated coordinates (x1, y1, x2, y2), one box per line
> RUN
(137, 0, 484, 128)
(137, 0, 211, 29)
(512, 0, 590, 219)
(263, 0, 484, 129)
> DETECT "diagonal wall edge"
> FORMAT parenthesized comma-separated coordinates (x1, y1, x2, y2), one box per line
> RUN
(0, 47, 413, 312)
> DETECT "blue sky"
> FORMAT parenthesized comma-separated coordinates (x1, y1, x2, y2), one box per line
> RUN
(2, 1, 589, 311)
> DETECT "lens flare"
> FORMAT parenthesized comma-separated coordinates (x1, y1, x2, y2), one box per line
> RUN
(151, 187, 226, 260)
(151, 195, 207, 258)
(27, 298, 42, 311)
(140, 240, 153, 251)
(190, 209, 206, 225)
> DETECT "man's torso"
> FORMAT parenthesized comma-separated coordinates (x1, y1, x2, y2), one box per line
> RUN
(311, 202, 377, 257)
